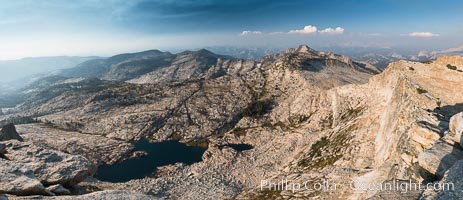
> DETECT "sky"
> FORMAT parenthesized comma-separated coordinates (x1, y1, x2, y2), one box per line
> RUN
(1, 0, 463, 59)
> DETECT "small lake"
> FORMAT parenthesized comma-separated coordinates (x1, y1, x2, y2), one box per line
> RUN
(95, 139, 206, 183)
(220, 144, 254, 152)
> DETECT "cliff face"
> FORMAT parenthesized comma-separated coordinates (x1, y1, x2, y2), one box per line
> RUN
(234, 56, 463, 199)
(1, 47, 462, 199)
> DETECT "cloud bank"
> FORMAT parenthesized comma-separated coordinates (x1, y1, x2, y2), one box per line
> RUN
(239, 30, 262, 36)
(287, 25, 345, 35)
(288, 25, 318, 34)
(408, 32, 440, 37)
(319, 27, 344, 34)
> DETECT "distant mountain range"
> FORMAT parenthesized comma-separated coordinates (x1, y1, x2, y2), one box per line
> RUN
(1, 44, 462, 98)
(0, 56, 100, 82)
(0, 56, 100, 94)
(202, 46, 282, 59)
(202, 45, 463, 69)
(418, 45, 463, 59)
(59, 49, 232, 82)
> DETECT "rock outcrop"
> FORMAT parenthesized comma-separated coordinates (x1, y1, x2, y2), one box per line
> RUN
(46, 184, 71, 195)
(0, 123, 23, 141)
(0, 143, 6, 155)
(3, 140, 96, 186)
(15, 124, 135, 165)
(418, 138, 463, 180)
(449, 112, 463, 147)
(0, 159, 47, 195)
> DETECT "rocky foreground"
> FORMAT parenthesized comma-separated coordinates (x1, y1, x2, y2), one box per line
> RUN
(0, 46, 462, 199)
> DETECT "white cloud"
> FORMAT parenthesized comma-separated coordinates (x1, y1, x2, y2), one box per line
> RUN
(319, 27, 344, 34)
(288, 25, 317, 35)
(239, 30, 262, 36)
(408, 32, 440, 37)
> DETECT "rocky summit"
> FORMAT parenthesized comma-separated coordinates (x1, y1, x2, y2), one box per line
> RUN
(0, 45, 462, 199)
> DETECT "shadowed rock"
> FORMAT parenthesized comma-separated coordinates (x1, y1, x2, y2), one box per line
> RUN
(0, 123, 23, 141)
(418, 138, 463, 180)
(0, 143, 6, 155)
(421, 160, 463, 198)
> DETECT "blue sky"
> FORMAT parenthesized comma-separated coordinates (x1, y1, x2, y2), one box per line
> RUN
(1, 0, 462, 59)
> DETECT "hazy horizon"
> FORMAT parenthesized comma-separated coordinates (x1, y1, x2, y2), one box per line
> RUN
(1, 0, 463, 60)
